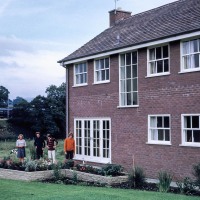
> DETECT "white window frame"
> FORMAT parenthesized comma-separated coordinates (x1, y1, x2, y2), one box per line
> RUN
(94, 57, 110, 84)
(147, 44, 170, 77)
(147, 114, 171, 145)
(180, 37, 200, 73)
(118, 51, 138, 108)
(180, 114, 200, 147)
(73, 62, 88, 87)
(74, 118, 111, 163)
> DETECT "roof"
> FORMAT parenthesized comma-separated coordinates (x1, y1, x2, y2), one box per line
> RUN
(58, 0, 200, 64)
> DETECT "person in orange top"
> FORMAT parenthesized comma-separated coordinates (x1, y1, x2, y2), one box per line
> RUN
(64, 132, 75, 160)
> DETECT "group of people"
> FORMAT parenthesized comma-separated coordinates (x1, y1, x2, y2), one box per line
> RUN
(16, 132, 75, 163)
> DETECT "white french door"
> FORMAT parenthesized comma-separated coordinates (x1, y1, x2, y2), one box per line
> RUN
(74, 118, 111, 163)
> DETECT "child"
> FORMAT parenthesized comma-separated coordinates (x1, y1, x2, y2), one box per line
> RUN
(46, 134, 58, 163)
(16, 134, 26, 162)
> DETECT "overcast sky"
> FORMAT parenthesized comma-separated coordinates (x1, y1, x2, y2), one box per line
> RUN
(0, 0, 177, 100)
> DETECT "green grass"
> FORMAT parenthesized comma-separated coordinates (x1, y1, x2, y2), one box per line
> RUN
(0, 139, 65, 162)
(0, 179, 199, 200)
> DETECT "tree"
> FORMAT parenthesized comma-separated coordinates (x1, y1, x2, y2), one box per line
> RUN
(0, 86, 9, 108)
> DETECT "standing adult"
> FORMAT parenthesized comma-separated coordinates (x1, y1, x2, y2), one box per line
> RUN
(34, 132, 45, 159)
(64, 132, 75, 160)
(46, 134, 58, 163)
(16, 134, 26, 162)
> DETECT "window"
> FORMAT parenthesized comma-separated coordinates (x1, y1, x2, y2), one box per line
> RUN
(74, 62, 87, 86)
(74, 118, 111, 163)
(181, 38, 200, 72)
(148, 115, 171, 145)
(119, 51, 138, 107)
(181, 114, 200, 147)
(148, 45, 169, 76)
(94, 57, 110, 83)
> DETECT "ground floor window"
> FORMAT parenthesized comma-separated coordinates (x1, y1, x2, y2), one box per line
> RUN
(181, 114, 200, 147)
(74, 118, 111, 163)
(148, 115, 171, 145)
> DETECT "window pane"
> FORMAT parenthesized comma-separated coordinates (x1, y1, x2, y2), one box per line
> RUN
(192, 116, 199, 128)
(121, 54, 125, 66)
(190, 40, 198, 53)
(157, 60, 163, 73)
(105, 58, 109, 68)
(151, 129, 157, 140)
(100, 59, 104, 69)
(194, 130, 200, 142)
(165, 130, 170, 141)
(132, 65, 137, 78)
(183, 56, 190, 69)
(192, 54, 199, 68)
(126, 53, 131, 65)
(185, 116, 191, 128)
(186, 130, 192, 142)
(149, 49, 155, 60)
(97, 71, 101, 81)
(120, 93, 125, 106)
(132, 79, 137, 91)
(95, 60, 100, 70)
(163, 46, 169, 58)
(156, 47, 162, 59)
(127, 93, 132, 105)
(133, 92, 138, 105)
(121, 67, 125, 79)
(183, 41, 190, 54)
(164, 117, 169, 128)
(150, 117, 156, 127)
(120, 80, 126, 92)
(132, 51, 137, 64)
(158, 129, 164, 140)
(164, 60, 169, 72)
(157, 117, 162, 127)
(106, 69, 109, 80)
(126, 65, 131, 78)
(150, 62, 156, 74)
(102, 70, 105, 81)
(127, 79, 131, 92)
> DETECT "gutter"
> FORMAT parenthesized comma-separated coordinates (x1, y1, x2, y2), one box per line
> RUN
(61, 62, 69, 137)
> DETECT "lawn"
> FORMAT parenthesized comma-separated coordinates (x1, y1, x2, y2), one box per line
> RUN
(0, 179, 199, 200)
(0, 139, 65, 162)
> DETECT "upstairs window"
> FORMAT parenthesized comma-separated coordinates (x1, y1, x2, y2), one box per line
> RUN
(119, 51, 138, 107)
(148, 115, 171, 145)
(94, 57, 110, 83)
(181, 38, 200, 72)
(148, 45, 169, 76)
(74, 62, 87, 86)
(181, 114, 200, 147)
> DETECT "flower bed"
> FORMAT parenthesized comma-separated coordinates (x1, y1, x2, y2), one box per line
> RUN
(0, 168, 128, 186)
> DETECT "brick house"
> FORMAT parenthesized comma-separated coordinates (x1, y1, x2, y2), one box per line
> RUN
(58, 0, 200, 179)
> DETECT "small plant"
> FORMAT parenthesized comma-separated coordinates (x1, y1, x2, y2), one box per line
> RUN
(53, 162, 63, 180)
(176, 177, 197, 195)
(72, 171, 78, 184)
(62, 160, 74, 169)
(157, 171, 172, 193)
(25, 160, 37, 172)
(29, 145, 37, 160)
(128, 166, 146, 188)
(193, 162, 200, 186)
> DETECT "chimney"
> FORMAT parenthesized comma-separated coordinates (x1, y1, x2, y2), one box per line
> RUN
(109, 8, 132, 27)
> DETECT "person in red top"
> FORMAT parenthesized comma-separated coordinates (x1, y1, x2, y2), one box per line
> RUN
(64, 132, 75, 160)
(47, 134, 58, 163)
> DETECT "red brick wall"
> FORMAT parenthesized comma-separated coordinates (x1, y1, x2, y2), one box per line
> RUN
(67, 41, 200, 180)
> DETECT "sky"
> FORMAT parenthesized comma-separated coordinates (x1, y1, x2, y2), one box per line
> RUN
(0, 0, 177, 100)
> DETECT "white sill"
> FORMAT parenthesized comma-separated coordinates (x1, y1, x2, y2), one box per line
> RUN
(117, 105, 139, 108)
(178, 68, 200, 74)
(93, 81, 110, 85)
(72, 84, 88, 88)
(146, 142, 171, 146)
(74, 156, 111, 164)
(179, 144, 200, 148)
(145, 72, 170, 78)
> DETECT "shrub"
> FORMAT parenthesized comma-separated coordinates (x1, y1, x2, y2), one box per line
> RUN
(29, 145, 36, 160)
(193, 162, 200, 186)
(176, 177, 197, 195)
(62, 160, 74, 169)
(101, 164, 123, 176)
(25, 160, 37, 172)
(157, 171, 172, 193)
(128, 166, 146, 188)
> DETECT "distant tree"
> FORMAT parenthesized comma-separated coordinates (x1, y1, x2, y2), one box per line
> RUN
(13, 96, 28, 106)
(0, 86, 9, 108)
